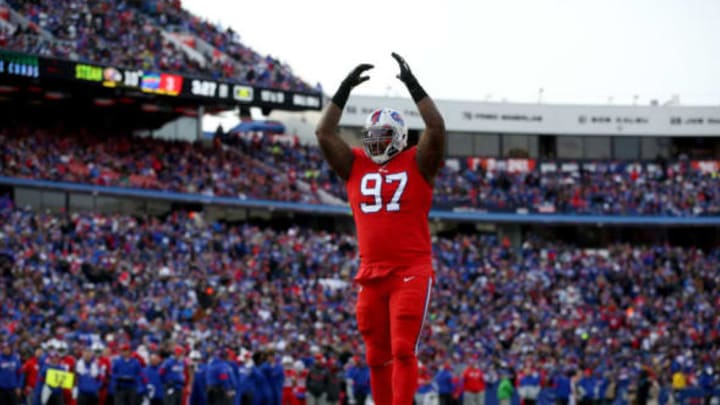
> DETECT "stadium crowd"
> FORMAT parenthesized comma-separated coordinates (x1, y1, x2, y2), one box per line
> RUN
(3, 127, 719, 217)
(236, 133, 720, 216)
(433, 159, 720, 216)
(1, 0, 316, 92)
(0, 128, 322, 204)
(0, 197, 718, 404)
(140, 0, 316, 92)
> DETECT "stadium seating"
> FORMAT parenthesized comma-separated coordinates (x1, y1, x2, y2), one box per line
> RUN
(434, 159, 720, 216)
(0, 128, 322, 203)
(1, 0, 316, 92)
(3, 128, 719, 216)
(0, 198, 717, 399)
(3, 1, 718, 403)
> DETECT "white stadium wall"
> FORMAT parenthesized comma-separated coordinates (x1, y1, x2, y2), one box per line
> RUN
(339, 95, 720, 137)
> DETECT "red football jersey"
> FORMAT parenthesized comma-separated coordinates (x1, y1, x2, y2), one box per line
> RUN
(293, 369, 308, 398)
(346, 146, 433, 280)
(463, 366, 486, 392)
(21, 357, 40, 390)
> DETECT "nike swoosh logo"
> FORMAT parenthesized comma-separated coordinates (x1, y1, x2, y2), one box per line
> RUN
(403, 276, 416, 283)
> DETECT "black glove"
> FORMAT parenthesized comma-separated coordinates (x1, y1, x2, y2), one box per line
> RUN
(391, 52, 427, 102)
(331, 64, 373, 108)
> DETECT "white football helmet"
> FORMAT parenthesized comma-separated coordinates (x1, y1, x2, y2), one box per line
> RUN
(363, 108, 408, 164)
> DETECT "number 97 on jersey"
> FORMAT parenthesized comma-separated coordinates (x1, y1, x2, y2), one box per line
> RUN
(359, 171, 408, 213)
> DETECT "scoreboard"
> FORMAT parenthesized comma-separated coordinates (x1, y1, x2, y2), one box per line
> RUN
(0, 50, 321, 111)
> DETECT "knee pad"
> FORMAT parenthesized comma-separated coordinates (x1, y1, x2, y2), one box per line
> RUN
(391, 335, 417, 363)
(365, 346, 392, 368)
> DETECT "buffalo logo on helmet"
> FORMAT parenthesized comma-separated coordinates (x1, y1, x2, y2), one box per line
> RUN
(390, 110, 405, 127)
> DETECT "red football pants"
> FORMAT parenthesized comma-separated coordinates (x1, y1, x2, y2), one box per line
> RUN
(355, 273, 432, 405)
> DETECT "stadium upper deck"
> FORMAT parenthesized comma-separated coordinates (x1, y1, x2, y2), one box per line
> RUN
(0, 0, 317, 92)
(336, 95, 720, 161)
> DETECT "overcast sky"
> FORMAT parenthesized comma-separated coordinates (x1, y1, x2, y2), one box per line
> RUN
(181, 0, 720, 106)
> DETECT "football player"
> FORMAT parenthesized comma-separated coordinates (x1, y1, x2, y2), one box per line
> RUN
(315, 52, 446, 405)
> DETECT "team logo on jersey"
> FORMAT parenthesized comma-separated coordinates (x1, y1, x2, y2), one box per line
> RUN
(390, 111, 404, 126)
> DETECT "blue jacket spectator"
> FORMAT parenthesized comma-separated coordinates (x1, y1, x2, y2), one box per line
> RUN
(112, 345, 142, 392)
(436, 365, 455, 395)
(346, 361, 371, 400)
(190, 360, 208, 405)
(553, 372, 572, 402)
(160, 349, 186, 389)
(578, 372, 598, 402)
(143, 355, 165, 402)
(206, 354, 234, 393)
(519, 370, 541, 402)
(255, 362, 275, 405)
(0, 342, 23, 390)
(699, 367, 716, 397)
(234, 359, 253, 404)
(75, 350, 103, 396)
(267, 359, 285, 405)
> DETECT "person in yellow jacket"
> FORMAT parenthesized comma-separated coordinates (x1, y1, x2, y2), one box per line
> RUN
(671, 370, 686, 403)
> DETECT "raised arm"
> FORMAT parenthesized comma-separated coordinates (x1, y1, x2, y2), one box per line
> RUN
(391, 52, 446, 183)
(315, 64, 374, 181)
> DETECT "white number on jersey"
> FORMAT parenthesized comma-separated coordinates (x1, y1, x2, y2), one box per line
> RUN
(359, 172, 408, 213)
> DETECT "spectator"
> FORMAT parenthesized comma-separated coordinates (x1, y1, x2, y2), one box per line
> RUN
(36, 347, 67, 405)
(436, 362, 456, 405)
(324, 357, 343, 405)
(462, 357, 486, 405)
(553, 370, 572, 405)
(305, 353, 329, 405)
(416, 363, 437, 405)
(345, 356, 370, 405)
(76, 348, 103, 405)
(699, 366, 716, 405)
(21, 348, 43, 404)
(205, 350, 234, 405)
(0, 340, 22, 405)
(672, 369, 687, 403)
(188, 350, 207, 405)
(636, 369, 651, 405)
(253, 350, 274, 404)
(159, 346, 186, 405)
(112, 344, 142, 405)
(143, 354, 164, 405)
(518, 365, 541, 405)
(292, 361, 309, 405)
(497, 371, 514, 405)
(235, 352, 253, 405)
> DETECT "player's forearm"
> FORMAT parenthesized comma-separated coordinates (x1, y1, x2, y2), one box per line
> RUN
(315, 102, 342, 143)
(416, 96, 445, 137)
(417, 95, 446, 161)
(315, 99, 354, 180)
(414, 94, 446, 180)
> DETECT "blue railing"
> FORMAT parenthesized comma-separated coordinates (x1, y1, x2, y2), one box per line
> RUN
(2, 176, 720, 225)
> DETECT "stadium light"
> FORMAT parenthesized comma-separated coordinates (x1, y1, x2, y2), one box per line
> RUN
(44, 91, 65, 100)
(93, 98, 115, 107)
(0, 85, 18, 93)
